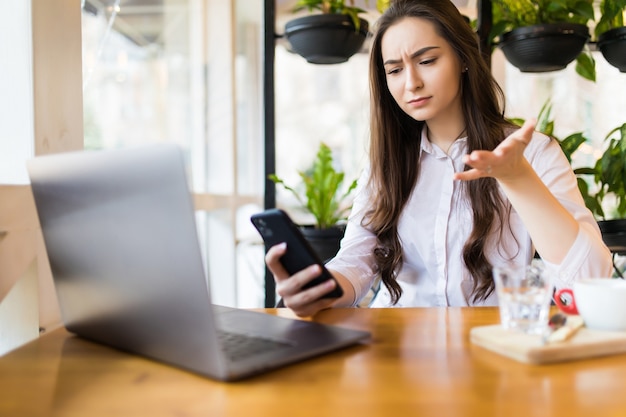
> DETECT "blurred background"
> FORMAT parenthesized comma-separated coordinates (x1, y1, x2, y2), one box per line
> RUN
(80, 0, 626, 308)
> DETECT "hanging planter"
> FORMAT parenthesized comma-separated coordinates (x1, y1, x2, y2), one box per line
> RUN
(594, 0, 626, 72)
(490, 0, 596, 80)
(498, 23, 590, 72)
(598, 26, 626, 73)
(284, 14, 369, 64)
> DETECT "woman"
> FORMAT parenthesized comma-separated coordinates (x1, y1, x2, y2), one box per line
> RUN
(266, 0, 612, 317)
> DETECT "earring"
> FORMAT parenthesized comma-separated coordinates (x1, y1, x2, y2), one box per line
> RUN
(463, 66, 469, 72)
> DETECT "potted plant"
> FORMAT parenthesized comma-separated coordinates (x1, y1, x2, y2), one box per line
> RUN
(491, 0, 596, 81)
(514, 103, 626, 261)
(584, 124, 626, 256)
(283, 0, 381, 64)
(595, 0, 626, 72)
(551, 120, 626, 248)
(269, 142, 357, 261)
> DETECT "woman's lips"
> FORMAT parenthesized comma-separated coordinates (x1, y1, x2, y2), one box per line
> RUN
(408, 96, 430, 107)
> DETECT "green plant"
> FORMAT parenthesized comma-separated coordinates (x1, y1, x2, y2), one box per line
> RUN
(293, 0, 368, 29)
(292, 0, 389, 29)
(589, 123, 626, 219)
(529, 103, 601, 214)
(491, 0, 597, 81)
(492, 0, 594, 30)
(269, 142, 358, 229)
(595, 0, 626, 37)
(512, 102, 626, 220)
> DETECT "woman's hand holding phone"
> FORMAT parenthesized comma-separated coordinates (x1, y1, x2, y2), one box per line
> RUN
(265, 242, 340, 317)
(251, 208, 349, 317)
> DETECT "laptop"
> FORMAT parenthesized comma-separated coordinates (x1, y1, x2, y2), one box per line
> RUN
(26, 144, 370, 381)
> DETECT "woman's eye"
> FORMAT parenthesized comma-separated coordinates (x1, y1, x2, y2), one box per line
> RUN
(386, 67, 401, 75)
(420, 58, 436, 65)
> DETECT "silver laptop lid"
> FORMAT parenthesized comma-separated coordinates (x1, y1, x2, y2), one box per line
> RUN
(28, 144, 228, 376)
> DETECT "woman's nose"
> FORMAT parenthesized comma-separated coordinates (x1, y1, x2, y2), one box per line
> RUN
(405, 65, 423, 90)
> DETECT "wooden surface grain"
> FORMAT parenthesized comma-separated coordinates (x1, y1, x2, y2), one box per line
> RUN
(2, 307, 626, 417)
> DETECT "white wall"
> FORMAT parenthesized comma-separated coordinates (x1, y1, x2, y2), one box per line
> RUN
(0, 0, 83, 355)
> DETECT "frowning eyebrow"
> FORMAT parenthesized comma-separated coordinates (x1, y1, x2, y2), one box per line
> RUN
(383, 46, 440, 66)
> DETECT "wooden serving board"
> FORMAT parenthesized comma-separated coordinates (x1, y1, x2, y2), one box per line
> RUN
(470, 324, 626, 364)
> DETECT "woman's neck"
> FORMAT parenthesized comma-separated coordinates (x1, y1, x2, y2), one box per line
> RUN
(425, 122, 466, 155)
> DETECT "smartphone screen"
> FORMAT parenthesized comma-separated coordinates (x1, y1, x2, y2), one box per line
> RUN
(250, 208, 343, 299)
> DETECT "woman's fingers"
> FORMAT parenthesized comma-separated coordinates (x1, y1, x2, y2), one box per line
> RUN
(455, 119, 537, 182)
(276, 266, 337, 317)
(453, 150, 493, 180)
(280, 282, 337, 317)
(510, 118, 536, 146)
(265, 242, 336, 317)
(275, 264, 320, 296)
(265, 242, 290, 279)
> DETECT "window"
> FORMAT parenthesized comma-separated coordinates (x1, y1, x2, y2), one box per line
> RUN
(82, 0, 266, 307)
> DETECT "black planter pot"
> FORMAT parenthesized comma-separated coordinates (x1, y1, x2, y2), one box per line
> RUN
(598, 26, 626, 73)
(300, 224, 346, 263)
(284, 14, 369, 64)
(598, 219, 626, 255)
(499, 23, 589, 72)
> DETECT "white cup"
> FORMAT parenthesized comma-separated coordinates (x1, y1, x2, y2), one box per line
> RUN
(556, 278, 626, 332)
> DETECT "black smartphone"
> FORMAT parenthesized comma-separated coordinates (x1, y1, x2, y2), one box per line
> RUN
(250, 208, 343, 299)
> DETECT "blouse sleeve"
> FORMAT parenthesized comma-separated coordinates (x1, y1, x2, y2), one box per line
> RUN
(325, 167, 380, 306)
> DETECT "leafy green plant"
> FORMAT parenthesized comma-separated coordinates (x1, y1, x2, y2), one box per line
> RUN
(590, 123, 626, 219)
(595, 0, 626, 38)
(293, 0, 368, 29)
(492, 0, 594, 31)
(269, 142, 357, 229)
(292, 0, 390, 30)
(491, 0, 596, 81)
(512, 102, 626, 219)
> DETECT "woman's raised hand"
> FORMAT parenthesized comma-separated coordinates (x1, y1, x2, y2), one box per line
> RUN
(454, 118, 537, 182)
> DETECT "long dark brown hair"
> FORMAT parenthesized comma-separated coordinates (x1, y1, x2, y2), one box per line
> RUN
(367, 0, 514, 304)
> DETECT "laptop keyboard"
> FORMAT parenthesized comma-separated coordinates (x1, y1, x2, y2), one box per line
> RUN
(218, 330, 293, 362)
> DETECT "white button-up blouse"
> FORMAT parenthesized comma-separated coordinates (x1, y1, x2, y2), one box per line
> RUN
(326, 129, 613, 307)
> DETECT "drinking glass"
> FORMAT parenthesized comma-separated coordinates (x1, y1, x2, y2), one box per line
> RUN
(492, 260, 553, 335)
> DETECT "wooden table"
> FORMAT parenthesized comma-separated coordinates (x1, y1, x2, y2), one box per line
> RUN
(1, 307, 625, 417)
